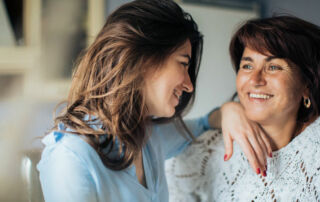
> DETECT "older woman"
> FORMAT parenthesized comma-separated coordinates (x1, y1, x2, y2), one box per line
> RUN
(166, 15, 320, 201)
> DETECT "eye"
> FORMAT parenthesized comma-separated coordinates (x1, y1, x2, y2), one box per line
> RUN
(268, 65, 283, 71)
(241, 64, 253, 70)
(181, 62, 189, 68)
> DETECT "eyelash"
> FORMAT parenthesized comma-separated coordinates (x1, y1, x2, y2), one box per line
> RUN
(181, 62, 189, 68)
(240, 64, 283, 71)
(241, 64, 252, 69)
(268, 65, 283, 71)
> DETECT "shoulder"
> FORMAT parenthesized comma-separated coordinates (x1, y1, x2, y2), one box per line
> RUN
(166, 129, 225, 198)
(37, 131, 102, 174)
(303, 117, 320, 165)
(285, 117, 320, 184)
(36, 131, 103, 201)
(309, 117, 320, 137)
(166, 128, 225, 167)
(303, 116, 320, 141)
(294, 117, 320, 157)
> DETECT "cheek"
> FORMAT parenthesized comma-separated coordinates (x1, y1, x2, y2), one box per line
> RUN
(276, 74, 299, 93)
(171, 70, 185, 86)
(144, 76, 164, 106)
(236, 73, 247, 96)
(151, 76, 174, 104)
(166, 70, 184, 92)
(273, 75, 304, 105)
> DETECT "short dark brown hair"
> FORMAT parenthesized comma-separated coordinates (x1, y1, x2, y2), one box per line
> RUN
(229, 15, 320, 123)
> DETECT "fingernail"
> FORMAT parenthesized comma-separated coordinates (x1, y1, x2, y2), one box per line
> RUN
(224, 154, 228, 161)
(262, 170, 267, 177)
(269, 153, 273, 158)
(256, 168, 261, 174)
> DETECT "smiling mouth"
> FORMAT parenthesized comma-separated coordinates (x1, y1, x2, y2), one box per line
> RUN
(173, 89, 182, 100)
(248, 93, 273, 100)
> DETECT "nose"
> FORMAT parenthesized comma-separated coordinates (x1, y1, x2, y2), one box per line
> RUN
(182, 71, 194, 93)
(249, 69, 266, 87)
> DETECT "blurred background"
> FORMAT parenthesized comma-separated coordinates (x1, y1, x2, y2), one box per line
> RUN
(0, 0, 319, 201)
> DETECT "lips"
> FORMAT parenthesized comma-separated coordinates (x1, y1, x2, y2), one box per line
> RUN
(173, 89, 182, 100)
(248, 92, 273, 100)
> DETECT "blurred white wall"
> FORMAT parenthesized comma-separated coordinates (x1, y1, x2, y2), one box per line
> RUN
(180, 3, 258, 118)
(263, 0, 320, 26)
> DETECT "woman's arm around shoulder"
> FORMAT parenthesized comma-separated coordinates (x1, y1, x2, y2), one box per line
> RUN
(209, 102, 272, 175)
(152, 114, 211, 160)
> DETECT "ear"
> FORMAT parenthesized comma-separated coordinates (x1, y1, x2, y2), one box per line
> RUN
(302, 85, 310, 99)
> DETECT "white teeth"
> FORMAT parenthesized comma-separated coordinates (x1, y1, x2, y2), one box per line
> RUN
(174, 90, 181, 99)
(249, 93, 271, 99)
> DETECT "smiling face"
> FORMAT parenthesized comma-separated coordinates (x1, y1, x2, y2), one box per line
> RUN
(144, 40, 193, 117)
(236, 47, 307, 125)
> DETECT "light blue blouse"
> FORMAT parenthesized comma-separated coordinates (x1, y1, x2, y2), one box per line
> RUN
(37, 116, 211, 202)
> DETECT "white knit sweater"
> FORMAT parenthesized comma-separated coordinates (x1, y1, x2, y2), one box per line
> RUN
(165, 117, 320, 202)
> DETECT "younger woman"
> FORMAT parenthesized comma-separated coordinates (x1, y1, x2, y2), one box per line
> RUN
(37, 1, 270, 201)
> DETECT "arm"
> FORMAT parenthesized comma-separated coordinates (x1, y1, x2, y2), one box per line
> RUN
(154, 116, 209, 159)
(208, 102, 272, 175)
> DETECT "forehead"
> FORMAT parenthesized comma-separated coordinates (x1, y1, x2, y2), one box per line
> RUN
(173, 39, 192, 56)
(242, 47, 272, 59)
(241, 47, 290, 64)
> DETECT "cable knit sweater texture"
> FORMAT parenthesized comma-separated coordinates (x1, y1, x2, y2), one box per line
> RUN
(165, 117, 320, 202)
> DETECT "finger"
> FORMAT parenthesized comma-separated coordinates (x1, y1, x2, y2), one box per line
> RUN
(247, 133, 266, 170)
(236, 137, 262, 175)
(256, 132, 268, 169)
(222, 131, 233, 161)
(258, 126, 273, 157)
(256, 134, 268, 177)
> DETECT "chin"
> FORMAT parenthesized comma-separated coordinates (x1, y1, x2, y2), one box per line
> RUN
(163, 111, 175, 118)
(245, 111, 270, 124)
(160, 108, 176, 118)
(152, 108, 175, 118)
(245, 110, 268, 122)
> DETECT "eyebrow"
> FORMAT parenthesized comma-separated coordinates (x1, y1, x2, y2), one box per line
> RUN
(241, 57, 253, 62)
(181, 54, 191, 64)
(181, 54, 191, 61)
(241, 56, 278, 62)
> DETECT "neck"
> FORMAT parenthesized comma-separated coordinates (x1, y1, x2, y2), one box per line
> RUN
(260, 117, 299, 151)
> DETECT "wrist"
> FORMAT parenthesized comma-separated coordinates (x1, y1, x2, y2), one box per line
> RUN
(208, 107, 221, 129)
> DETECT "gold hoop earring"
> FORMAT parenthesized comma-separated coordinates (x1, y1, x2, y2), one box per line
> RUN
(304, 97, 311, 108)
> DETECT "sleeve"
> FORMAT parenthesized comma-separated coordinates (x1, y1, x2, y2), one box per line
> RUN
(154, 112, 212, 160)
(38, 145, 98, 202)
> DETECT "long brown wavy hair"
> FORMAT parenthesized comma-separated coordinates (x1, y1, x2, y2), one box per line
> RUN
(53, 0, 203, 170)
